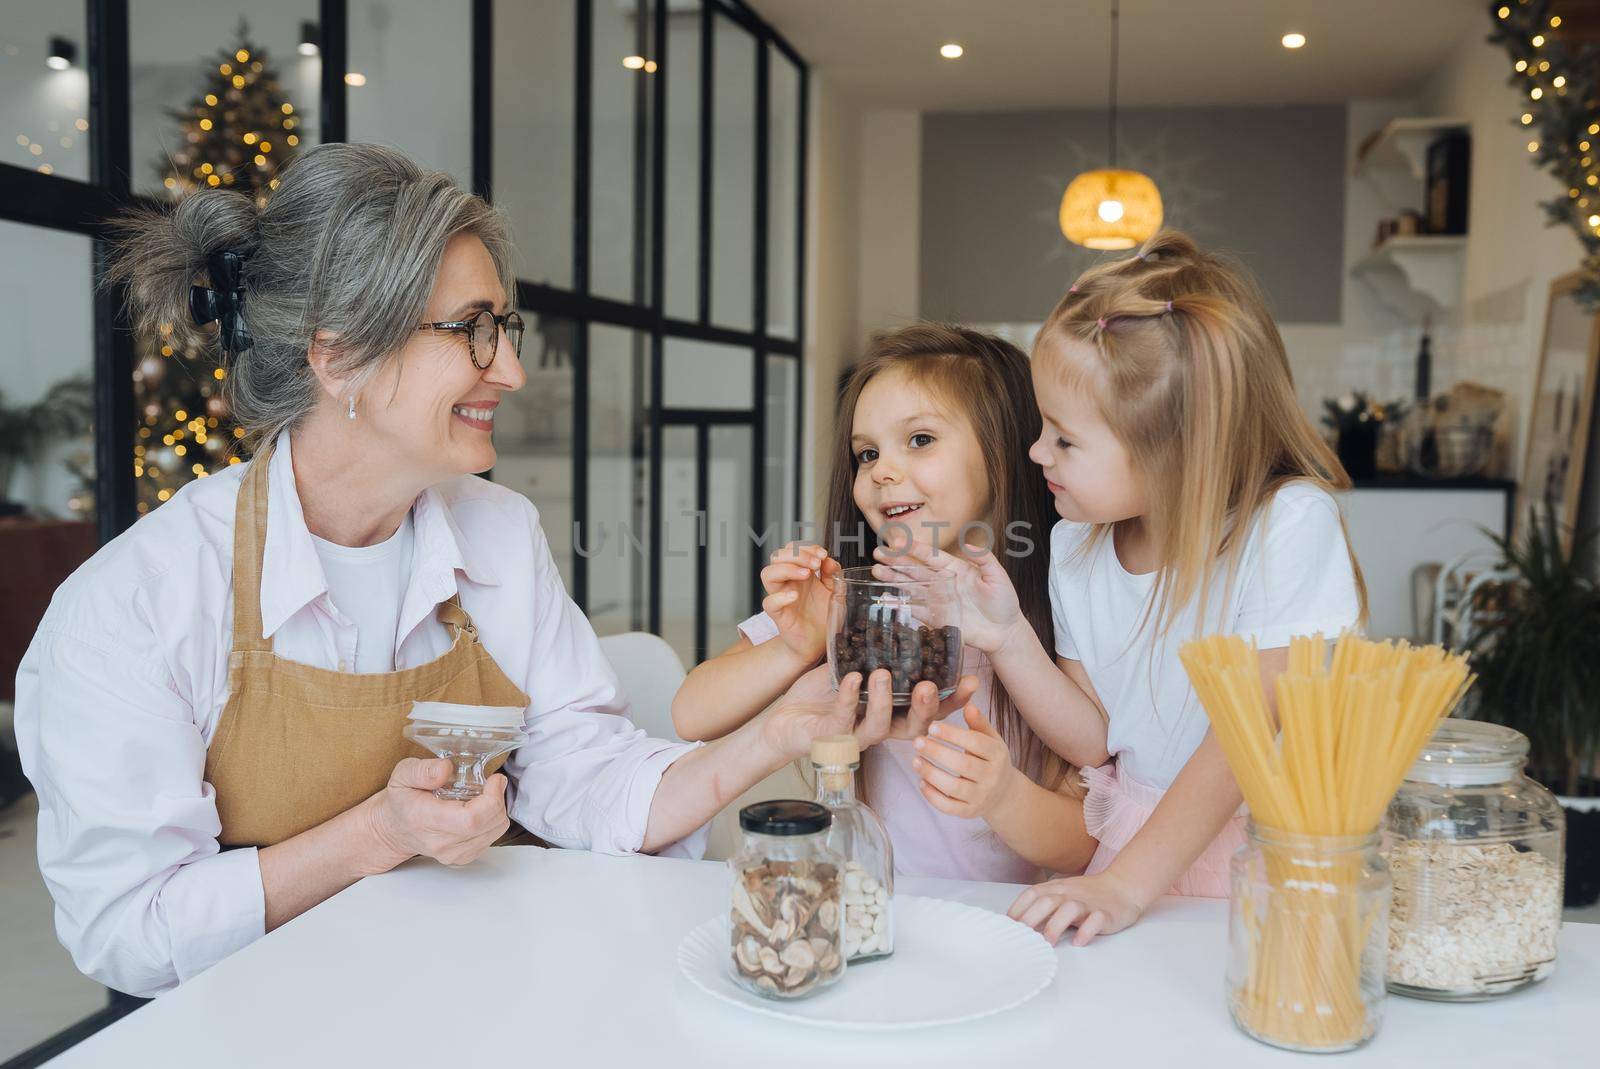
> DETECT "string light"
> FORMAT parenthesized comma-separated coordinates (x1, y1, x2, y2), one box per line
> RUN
(1551, 15, 1562, 27)
(1529, 139, 1540, 152)
(1515, 59, 1528, 71)
(1533, 33, 1545, 47)
(1523, 113, 1534, 124)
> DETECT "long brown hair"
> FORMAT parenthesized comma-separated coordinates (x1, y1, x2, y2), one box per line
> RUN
(1034, 229, 1368, 640)
(826, 324, 1073, 794)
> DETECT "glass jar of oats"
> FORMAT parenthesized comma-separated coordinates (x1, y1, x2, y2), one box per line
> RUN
(1383, 719, 1565, 1001)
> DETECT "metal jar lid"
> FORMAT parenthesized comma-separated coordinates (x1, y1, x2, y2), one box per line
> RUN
(739, 799, 832, 836)
(1405, 718, 1530, 788)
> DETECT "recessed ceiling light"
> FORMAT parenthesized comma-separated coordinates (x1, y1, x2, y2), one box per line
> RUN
(1282, 32, 1306, 50)
(344, 72, 367, 86)
(623, 54, 646, 70)
(940, 43, 964, 59)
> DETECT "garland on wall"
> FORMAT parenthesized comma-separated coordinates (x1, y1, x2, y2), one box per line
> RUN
(1490, 0, 1600, 306)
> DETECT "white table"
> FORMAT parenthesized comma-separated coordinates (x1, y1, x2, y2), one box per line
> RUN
(47, 847, 1597, 1067)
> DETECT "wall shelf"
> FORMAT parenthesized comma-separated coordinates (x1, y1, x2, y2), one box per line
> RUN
(1350, 234, 1466, 317)
(1356, 117, 1470, 180)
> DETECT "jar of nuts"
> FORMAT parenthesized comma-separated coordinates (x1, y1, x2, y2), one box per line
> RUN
(729, 801, 846, 999)
(827, 566, 961, 711)
(1383, 719, 1566, 1001)
(811, 735, 894, 962)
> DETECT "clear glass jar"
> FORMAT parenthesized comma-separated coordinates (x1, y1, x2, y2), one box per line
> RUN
(1383, 719, 1565, 1001)
(828, 566, 961, 710)
(811, 735, 894, 962)
(728, 800, 845, 999)
(1227, 823, 1390, 1054)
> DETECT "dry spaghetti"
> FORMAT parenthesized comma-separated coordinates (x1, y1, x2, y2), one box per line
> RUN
(1179, 632, 1472, 1051)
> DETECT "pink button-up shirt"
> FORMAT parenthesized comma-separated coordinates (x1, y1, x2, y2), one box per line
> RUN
(15, 432, 701, 997)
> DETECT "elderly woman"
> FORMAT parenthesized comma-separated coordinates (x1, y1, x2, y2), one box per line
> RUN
(16, 144, 969, 997)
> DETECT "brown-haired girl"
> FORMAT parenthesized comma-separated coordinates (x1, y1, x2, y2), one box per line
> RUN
(895, 231, 1367, 944)
(672, 324, 1097, 883)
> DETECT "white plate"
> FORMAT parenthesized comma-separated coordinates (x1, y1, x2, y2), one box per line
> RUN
(677, 895, 1057, 1031)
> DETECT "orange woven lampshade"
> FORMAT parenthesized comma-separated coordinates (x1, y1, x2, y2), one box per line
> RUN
(1059, 168, 1163, 250)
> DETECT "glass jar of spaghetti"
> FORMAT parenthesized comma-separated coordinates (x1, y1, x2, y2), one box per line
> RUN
(1226, 823, 1390, 1054)
(1383, 719, 1565, 1001)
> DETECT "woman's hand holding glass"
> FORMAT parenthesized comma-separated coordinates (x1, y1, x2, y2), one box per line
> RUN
(362, 757, 511, 872)
(762, 664, 981, 760)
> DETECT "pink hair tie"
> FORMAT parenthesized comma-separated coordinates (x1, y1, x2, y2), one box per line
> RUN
(1165, 300, 1173, 313)
(1069, 284, 1079, 294)
(1096, 317, 1108, 330)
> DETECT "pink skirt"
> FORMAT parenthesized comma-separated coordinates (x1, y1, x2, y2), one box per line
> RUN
(1080, 762, 1246, 899)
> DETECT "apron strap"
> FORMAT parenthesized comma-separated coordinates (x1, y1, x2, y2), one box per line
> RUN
(229, 442, 274, 655)
(436, 595, 479, 638)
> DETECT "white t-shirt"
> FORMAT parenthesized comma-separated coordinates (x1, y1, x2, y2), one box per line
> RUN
(310, 511, 415, 674)
(1049, 482, 1362, 790)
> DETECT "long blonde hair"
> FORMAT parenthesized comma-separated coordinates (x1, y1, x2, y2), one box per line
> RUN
(1033, 230, 1368, 640)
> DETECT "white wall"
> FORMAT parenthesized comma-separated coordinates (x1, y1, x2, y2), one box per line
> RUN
(804, 76, 862, 517)
(856, 109, 920, 343)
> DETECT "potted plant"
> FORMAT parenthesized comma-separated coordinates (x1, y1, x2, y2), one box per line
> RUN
(1464, 507, 1600, 908)
(0, 377, 95, 517)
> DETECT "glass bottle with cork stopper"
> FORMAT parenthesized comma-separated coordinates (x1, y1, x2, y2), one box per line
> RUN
(811, 734, 894, 961)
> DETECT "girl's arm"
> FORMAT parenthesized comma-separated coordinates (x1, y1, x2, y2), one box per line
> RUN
(671, 542, 837, 741)
(671, 634, 816, 741)
(878, 540, 1111, 767)
(1009, 648, 1288, 946)
(910, 706, 1098, 875)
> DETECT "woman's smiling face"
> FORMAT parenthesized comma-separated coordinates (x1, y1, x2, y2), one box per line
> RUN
(851, 367, 991, 552)
(354, 234, 526, 483)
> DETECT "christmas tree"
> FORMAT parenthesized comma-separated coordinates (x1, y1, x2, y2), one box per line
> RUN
(132, 21, 302, 513)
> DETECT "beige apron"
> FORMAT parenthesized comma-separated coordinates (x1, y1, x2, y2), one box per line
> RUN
(204, 447, 531, 848)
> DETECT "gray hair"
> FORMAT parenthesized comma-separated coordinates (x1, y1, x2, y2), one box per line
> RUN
(106, 143, 514, 450)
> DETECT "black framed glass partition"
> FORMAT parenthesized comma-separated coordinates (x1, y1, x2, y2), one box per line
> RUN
(0, 0, 805, 1061)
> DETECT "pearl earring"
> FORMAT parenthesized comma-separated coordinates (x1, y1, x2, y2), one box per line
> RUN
(347, 396, 357, 421)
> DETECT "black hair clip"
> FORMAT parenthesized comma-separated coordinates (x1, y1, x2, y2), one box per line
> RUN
(189, 248, 254, 357)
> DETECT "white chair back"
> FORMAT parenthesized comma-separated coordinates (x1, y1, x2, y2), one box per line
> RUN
(598, 631, 688, 743)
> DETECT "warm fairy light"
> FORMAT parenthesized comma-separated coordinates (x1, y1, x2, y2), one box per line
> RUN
(236, 49, 250, 62)
(1497, 4, 1510, 16)
(1528, 140, 1540, 152)
(205, 93, 218, 106)
(232, 75, 246, 89)
(1281, 33, 1306, 50)
(213, 368, 225, 380)
(1551, 15, 1563, 27)
(74, 118, 87, 131)
(200, 162, 213, 173)
(1554, 76, 1567, 87)
(260, 141, 271, 152)
(282, 103, 294, 114)
(1522, 113, 1534, 124)
(287, 135, 299, 146)
(643, 60, 658, 73)
(220, 63, 231, 75)
(1531, 87, 1543, 100)
(158, 489, 171, 501)
(199, 118, 213, 130)
(1532, 34, 1545, 47)
(1515, 59, 1528, 71)
(344, 72, 366, 86)
(622, 54, 646, 70)
(243, 131, 258, 144)
(164, 177, 177, 189)
(254, 154, 266, 166)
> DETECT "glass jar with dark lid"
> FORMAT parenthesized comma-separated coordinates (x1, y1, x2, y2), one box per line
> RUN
(728, 801, 845, 999)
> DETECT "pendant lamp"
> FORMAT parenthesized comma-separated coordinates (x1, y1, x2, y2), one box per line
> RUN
(1059, 0, 1163, 250)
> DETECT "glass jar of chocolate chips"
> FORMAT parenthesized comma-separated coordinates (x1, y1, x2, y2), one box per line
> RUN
(827, 566, 961, 711)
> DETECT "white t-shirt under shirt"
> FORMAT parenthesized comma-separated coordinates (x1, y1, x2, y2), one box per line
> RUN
(737, 613, 1044, 886)
(1050, 481, 1362, 791)
(310, 511, 415, 674)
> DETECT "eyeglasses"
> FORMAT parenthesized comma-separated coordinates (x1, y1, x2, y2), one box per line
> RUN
(416, 309, 525, 370)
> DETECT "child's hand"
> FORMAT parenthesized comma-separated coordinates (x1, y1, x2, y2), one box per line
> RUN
(760, 542, 838, 665)
(911, 705, 1020, 821)
(873, 537, 1023, 655)
(1006, 871, 1145, 947)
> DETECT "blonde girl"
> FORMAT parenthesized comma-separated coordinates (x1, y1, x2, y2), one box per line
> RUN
(892, 231, 1366, 943)
(672, 324, 1097, 883)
